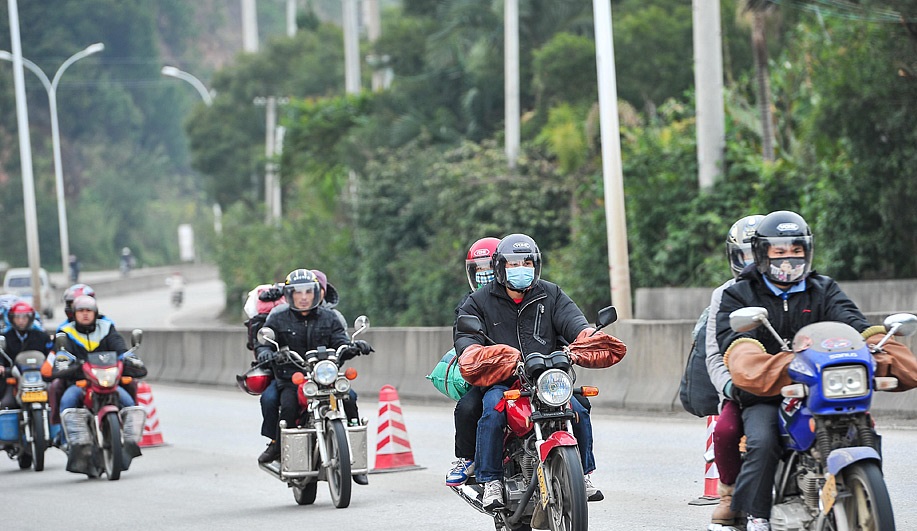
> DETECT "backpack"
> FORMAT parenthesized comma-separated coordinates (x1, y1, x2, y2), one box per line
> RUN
(678, 306, 720, 417)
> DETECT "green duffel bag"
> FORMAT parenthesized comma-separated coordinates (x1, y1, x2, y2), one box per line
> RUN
(426, 348, 470, 401)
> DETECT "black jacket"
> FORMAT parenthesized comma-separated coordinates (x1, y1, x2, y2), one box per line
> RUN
(716, 269, 869, 405)
(2, 329, 50, 366)
(454, 280, 589, 360)
(255, 306, 351, 380)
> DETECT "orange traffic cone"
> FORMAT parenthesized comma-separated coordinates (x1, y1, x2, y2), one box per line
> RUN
(688, 415, 719, 505)
(371, 385, 423, 473)
(136, 381, 165, 447)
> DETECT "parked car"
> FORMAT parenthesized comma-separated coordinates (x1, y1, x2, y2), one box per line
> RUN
(2, 267, 54, 319)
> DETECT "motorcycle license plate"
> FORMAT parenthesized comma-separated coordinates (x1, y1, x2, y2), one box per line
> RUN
(820, 473, 837, 514)
(22, 390, 48, 403)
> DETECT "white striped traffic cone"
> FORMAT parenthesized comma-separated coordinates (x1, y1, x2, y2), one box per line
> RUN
(370, 385, 423, 473)
(688, 415, 719, 505)
(136, 381, 165, 447)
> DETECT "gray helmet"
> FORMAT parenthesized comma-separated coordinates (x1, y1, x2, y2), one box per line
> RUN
(725, 215, 765, 279)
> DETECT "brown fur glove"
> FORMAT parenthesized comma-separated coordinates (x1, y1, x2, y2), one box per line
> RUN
(458, 344, 521, 387)
(724, 338, 793, 396)
(567, 328, 627, 368)
(863, 326, 917, 392)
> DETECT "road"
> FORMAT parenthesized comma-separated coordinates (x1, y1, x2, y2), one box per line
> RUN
(3, 383, 917, 530)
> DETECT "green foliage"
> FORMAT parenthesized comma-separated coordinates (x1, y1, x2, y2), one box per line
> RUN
(532, 33, 597, 110)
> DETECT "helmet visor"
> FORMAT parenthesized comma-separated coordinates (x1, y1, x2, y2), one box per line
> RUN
(466, 257, 494, 289)
(761, 235, 813, 284)
(285, 281, 322, 311)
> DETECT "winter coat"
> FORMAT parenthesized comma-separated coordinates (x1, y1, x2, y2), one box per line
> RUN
(254, 306, 351, 381)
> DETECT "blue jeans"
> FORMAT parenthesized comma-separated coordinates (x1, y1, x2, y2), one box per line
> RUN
(60, 384, 135, 412)
(475, 385, 597, 483)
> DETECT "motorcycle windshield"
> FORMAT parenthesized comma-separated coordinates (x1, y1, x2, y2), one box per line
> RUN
(14, 350, 45, 370)
(85, 351, 120, 368)
(792, 322, 866, 354)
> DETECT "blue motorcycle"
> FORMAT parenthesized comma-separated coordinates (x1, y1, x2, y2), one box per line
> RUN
(729, 308, 917, 531)
(0, 338, 50, 472)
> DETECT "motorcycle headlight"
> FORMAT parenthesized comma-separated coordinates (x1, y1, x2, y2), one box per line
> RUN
(23, 371, 43, 385)
(91, 367, 120, 388)
(313, 360, 338, 386)
(822, 365, 868, 399)
(302, 381, 319, 397)
(334, 378, 351, 393)
(536, 369, 573, 407)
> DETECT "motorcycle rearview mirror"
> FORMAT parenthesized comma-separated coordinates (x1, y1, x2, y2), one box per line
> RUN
(729, 307, 768, 333)
(54, 332, 69, 352)
(590, 306, 618, 336)
(352, 315, 370, 338)
(131, 329, 143, 347)
(883, 313, 917, 337)
(257, 326, 279, 348)
(456, 314, 497, 345)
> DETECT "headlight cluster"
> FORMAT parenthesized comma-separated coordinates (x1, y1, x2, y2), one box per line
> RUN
(91, 367, 120, 388)
(23, 371, 43, 384)
(536, 369, 573, 407)
(313, 360, 339, 386)
(822, 365, 868, 399)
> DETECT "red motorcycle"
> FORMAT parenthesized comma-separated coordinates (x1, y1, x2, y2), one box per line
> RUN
(56, 331, 148, 480)
(452, 307, 617, 531)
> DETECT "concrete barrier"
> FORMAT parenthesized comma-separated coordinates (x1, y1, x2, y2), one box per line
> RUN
(115, 312, 917, 419)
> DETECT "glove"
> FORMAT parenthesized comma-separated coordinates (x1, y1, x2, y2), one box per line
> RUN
(258, 287, 283, 302)
(257, 349, 276, 364)
(352, 340, 374, 355)
(122, 355, 148, 378)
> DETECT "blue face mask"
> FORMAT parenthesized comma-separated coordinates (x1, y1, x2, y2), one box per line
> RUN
(505, 267, 535, 290)
(475, 270, 495, 288)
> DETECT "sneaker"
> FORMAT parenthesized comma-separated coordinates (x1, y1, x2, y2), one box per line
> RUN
(482, 479, 504, 510)
(258, 441, 280, 464)
(445, 458, 475, 486)
(584, 474, 604, 502)
(746, 516, 770, 531)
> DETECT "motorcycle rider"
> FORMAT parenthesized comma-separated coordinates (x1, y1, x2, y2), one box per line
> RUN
(56, 295, 137, 419)
(1, 301, 51, 408)
(254, 269, 373, 484)
(715, 210, 917, 531)
(454, 233, 627, 510)
(704, 214, 764, 530)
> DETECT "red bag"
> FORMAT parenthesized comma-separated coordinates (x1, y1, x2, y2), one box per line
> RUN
(567, 328, 627, 369)
(458, 344, 522, 387)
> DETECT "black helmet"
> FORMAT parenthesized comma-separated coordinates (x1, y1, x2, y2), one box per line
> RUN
(725, 215, 765, 279)
(751, 210, 813, 284)
(492, 234, 542, 291)
(283, 269, 323, 311)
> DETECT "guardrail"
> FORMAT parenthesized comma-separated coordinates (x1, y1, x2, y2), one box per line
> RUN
(119, 311, 917, 418)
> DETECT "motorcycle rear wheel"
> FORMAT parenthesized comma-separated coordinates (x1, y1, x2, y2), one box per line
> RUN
(293, 481, 318, 505)
(326, 419, 352, 508)
(546, 446, 588, 531)
(31, 413, 46, 472)
(826, 462, 894, 531)
(103, 412, 123, 480)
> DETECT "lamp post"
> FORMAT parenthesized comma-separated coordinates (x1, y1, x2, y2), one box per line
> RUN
(0, 42, 105, 281)
(160, 66, 214, 106)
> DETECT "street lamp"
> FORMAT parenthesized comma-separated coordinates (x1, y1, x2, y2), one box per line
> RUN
(0, 42, 105, 281)
(161, 66, 214, 106)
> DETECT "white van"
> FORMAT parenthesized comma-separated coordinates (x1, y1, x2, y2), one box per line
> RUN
(2, 267, 54, 319)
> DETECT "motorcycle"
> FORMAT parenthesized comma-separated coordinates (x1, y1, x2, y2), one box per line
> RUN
(56, 330, 148, 480)
(254, 315, 371, 508)
(0, 338, 50, 471)
(451, 306, 618, 531)
(728, 307, 917, 531)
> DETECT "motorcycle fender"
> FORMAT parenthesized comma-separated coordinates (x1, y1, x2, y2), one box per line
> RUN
(826, 446, 880, 476)
(538, 431, 578, 462)
(96, 405, 120, 426)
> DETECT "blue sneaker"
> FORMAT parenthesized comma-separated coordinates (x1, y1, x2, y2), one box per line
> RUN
(445, 458, 474, 486)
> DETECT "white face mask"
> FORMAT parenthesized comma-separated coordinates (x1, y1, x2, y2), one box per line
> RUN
(768, 257, 807, 283)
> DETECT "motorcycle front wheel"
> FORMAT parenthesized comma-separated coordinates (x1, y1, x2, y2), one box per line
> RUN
(30, 413, 46, 472)
(546, 446, 588, 531)
(102, 411, 123, 480)
(825, 462, 894, 531)
(293, 481, 318, 505)
(326, 419, 352, 508)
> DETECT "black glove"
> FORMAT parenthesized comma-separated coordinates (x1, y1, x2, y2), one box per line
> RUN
(257, 349, 276, 364)
(122, 355, 148, 378)
(258, 287, 283, 302)
(352, 340, 374, 355)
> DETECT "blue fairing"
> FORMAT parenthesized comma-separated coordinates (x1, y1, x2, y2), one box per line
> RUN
(779, 322, 876, 452)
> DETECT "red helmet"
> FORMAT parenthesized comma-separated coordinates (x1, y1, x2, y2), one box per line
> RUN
(63, 283, 96, 321)
(9, 301, 36, 331)
(236, 366, 272, 396)
(465, 237, 500, 290)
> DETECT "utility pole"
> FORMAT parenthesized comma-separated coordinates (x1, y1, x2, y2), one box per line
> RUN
(342, 0, 361, 94)
(364, 0, 385, 91)
(593, 0, 632, 319)
(504, 0, 520, 169)
(286, 0, 297, 37)
(7, 0, 44, 315)
(692, 0, 725, 190)
(254, 96, 286, 224)
(242, 0, 259, 52)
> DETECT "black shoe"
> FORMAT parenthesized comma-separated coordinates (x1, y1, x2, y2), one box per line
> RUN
(258, 441, 280, 464)
(353, 474, 369, 485)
